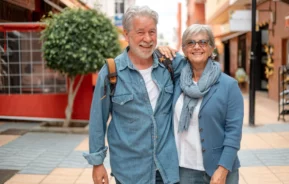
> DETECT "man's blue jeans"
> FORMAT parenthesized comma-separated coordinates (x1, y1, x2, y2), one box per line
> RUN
(179, 167, 239, 184)
(115, 170, 164, 184)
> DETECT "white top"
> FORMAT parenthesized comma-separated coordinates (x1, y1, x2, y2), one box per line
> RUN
(139, 66, 159, 111)
(173, 92, 205, 171)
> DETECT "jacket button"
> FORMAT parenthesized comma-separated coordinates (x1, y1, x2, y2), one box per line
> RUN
(201, 138, 204, 142)
(202, 148, 206, 153)
(199, 115, 201, 118)
(199, 128, 203, 132)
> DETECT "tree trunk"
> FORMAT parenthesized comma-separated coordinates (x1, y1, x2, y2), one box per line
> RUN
(63, 75, 84, 127)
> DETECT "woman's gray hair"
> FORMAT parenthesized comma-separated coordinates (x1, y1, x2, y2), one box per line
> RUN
(122, 5, 158, 31)
(182, 24, 216, 59)
(182, 24, 215, 48)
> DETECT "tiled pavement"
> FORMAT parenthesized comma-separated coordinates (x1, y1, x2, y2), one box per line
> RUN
(1, 92, 289, 184)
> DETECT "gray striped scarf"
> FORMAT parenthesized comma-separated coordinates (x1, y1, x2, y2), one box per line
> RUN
(178, 58, 221, 132)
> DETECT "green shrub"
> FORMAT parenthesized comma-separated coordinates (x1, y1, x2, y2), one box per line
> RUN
(41, 8, 121, 127)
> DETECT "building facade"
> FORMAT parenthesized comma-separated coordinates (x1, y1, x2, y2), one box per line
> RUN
(0, 0, 134, 122)
(205, 0, 289, 101)
(186, 0, 206, 26)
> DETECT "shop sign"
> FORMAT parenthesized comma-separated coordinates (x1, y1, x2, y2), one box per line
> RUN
(229, 10, 251, 31)
(114, 13, 123, 27)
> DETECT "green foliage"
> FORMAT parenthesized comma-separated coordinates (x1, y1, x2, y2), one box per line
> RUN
(41, 8, 121, 77)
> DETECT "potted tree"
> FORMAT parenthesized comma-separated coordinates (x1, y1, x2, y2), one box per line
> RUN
(40, 8, 121, 129)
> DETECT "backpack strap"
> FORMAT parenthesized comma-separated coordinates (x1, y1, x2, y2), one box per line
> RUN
(154, 50, 174, 82)
(106, 58, 117, 96)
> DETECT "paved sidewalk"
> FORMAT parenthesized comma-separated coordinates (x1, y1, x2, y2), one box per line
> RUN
(1, 92, 289, 184)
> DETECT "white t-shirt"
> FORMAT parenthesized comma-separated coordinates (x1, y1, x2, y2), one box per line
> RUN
(173, 91, 205, 171)
(139, 67, 159, 111)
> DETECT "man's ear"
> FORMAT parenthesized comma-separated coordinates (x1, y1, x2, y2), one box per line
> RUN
(123, 30, 129, 42)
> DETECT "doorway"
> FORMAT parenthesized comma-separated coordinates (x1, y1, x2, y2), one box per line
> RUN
(238, 34, 247, 70)
(287, 39, 289, 65)
(223, 41, 230, 76)
(282, 38, 289, 66)
(256, 25, 269, 91)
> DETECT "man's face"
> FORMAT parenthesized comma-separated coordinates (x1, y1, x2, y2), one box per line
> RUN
(124, 16, 157, 59)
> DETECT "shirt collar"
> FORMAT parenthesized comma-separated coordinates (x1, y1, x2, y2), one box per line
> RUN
(118, 46, 165, 71)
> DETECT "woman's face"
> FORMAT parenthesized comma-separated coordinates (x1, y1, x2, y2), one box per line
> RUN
(183, 33, 214, 66)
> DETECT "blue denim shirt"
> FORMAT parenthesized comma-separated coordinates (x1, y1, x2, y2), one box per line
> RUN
(83, 48, 185, 184)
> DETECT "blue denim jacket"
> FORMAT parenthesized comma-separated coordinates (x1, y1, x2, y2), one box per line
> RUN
(83, 48, 185, 184)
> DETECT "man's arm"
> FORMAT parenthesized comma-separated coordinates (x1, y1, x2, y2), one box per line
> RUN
(159, 47, 187, 79)
(157, 46, 186, 79)
(171, 52, 186, 79)
(83, 65, 111, 184)
(157, 46, 177, 60)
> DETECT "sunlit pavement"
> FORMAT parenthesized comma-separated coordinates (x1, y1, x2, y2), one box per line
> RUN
(1, 92, 289, 184)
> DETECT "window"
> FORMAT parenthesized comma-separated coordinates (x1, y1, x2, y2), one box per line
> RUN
(0, 30, 66, 94)
(115, 0, 124, 14)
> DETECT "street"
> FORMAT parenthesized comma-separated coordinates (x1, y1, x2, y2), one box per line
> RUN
(0, 92, 289, 184)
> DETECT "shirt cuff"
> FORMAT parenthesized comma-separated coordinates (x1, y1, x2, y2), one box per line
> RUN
(83, 147, 108, 165)
(218, 146, 238, 172)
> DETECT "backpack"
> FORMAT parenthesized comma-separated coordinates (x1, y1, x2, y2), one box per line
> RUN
(104, 50, 174, 97)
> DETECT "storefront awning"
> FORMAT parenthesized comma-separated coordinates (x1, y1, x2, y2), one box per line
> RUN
(59, 0, 89, 10)
(221, 31, 248, 42)
(44, 0, 89, 12)
(4, 0, 36, 11)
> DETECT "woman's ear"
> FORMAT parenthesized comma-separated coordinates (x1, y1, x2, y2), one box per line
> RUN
(209, 46, 215, 56)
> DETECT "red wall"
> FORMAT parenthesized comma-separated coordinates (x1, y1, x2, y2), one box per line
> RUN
(0, 74, 93, 120)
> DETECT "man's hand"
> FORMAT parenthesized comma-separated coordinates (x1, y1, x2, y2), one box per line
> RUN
(210, 166, 229, 184)
(157, 46, 177, 60)
(92, 164, 109, 184)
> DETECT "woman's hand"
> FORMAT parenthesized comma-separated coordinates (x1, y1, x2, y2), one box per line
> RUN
(210, 166, 229, 184)
(157, 46, 177, 60)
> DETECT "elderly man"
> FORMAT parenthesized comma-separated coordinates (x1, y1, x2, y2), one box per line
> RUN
(83, 5, 184, 184)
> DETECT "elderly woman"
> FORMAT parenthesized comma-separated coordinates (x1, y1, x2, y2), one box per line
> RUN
(172, 24, 244, 184)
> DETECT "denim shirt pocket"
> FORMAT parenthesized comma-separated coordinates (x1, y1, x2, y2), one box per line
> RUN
(112, 94, 133, 105)
(111, 94, 136, 120)
(111, 94, 141, 132)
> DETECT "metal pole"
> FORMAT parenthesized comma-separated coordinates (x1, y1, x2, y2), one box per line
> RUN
(249, 0, 257, 126)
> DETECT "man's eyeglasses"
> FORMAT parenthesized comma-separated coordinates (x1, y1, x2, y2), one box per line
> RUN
(185, 40, 210, 48)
